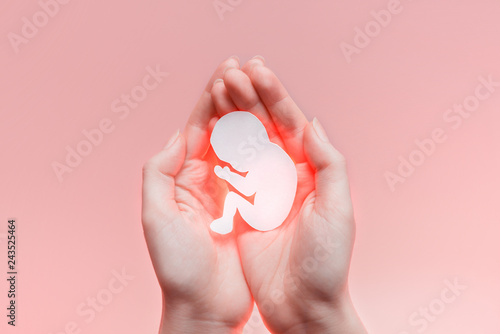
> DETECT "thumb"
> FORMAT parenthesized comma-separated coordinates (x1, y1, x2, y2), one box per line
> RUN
(303, 118, 352, 215)
(142, 130, 186, 233)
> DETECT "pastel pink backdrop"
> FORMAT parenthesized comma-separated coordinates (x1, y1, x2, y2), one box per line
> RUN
(1, 0, 499, 333)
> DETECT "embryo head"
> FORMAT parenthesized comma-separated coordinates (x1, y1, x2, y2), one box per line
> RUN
(210, 111, 269, 171)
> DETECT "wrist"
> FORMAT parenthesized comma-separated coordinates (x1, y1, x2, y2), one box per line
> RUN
(159, 295, 241, 334)
(285, 290, 367, 334)
(316, 294, 367, 334)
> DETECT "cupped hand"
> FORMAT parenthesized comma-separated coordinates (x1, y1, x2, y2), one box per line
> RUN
(210, 57, 367, 333)
(141, 57, 253, 333)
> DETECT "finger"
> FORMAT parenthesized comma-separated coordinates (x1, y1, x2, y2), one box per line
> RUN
(184, 56, 240, 160)
(249, 64, 308, 163)
(303, 118, 352, 216)
(240, 55, 265, 75)
(223, 67, 284, 147)
(142, 131, 186, 234)
(211, 79, 238, 116)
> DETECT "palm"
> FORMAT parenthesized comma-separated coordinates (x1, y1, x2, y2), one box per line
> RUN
(143, 140, 253, 326)
(235, 160, 313, 301)
(236, 149, 354, 331)
(160, 155, 252, 321)
(208, 59, 357, 331)
(141, 57, 253, 327)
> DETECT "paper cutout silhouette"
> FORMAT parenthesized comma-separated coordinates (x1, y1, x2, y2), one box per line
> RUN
(210, 111, 297, 234)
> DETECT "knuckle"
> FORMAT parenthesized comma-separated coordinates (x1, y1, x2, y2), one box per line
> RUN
(332, 150, 347, 169)
(221, 58, 238, 71)
(142, 159, 157, 177)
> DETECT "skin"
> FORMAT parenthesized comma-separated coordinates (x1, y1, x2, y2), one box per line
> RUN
(142, 57, 253, 333)
(142, 56, 367, 333)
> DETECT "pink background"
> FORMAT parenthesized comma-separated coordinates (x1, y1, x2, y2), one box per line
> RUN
(1, 0, 499, 333)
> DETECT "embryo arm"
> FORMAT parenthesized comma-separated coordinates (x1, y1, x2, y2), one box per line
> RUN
(214, 166, 256, 197)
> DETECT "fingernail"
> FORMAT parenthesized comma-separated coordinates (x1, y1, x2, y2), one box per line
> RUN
(213, 78, 224, 86)
(250, 61, 263, 72)
(229, 55, 240, 63)
(312, 117, 329, 142)
(164, 129, 180, 149)
(249, 55, 265, 72)
(252, 55, 265, 64)
(223, 66, 236, 75)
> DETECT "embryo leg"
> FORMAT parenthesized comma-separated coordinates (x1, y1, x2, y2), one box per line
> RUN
(210, 191, 253, 234)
